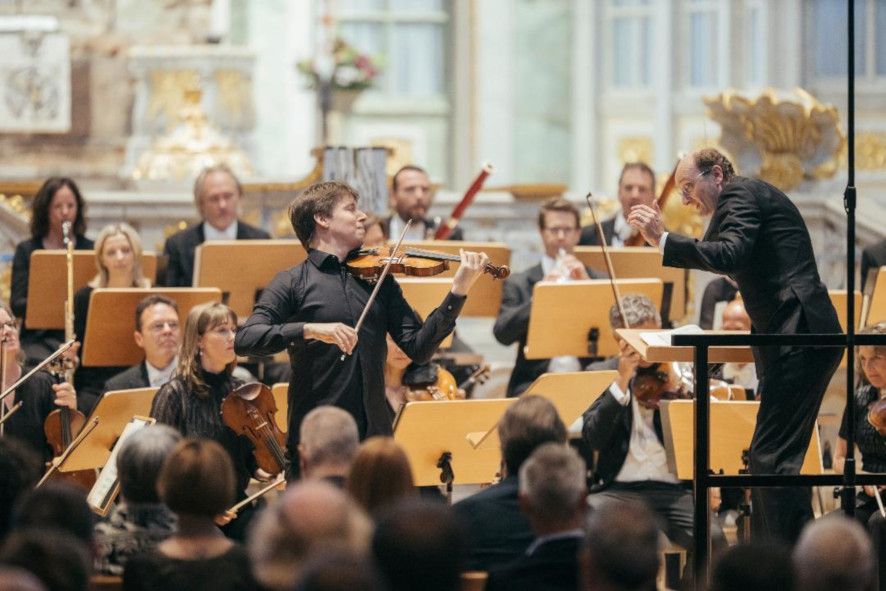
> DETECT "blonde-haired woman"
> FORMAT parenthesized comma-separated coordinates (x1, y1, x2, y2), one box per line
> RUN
(150, 302, 263, 540)
(73, 223, 151, 410)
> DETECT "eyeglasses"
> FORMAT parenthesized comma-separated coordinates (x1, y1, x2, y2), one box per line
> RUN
(146, 320, 179, 333)
(0, 320, 17, 331)
(680, 170, 708, 199)
(543, 226, 579, 236)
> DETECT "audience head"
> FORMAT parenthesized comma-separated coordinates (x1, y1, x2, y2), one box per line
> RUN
(0, 566, 47, 591)
(608, 293, 660, 331)
(581, 499, 659, 591)
(720, 297, 751, 332)
(676, 148, 736, 216)
(793, 515, 875, 591)
(176, 302, 237, 395)
(116, 424, 182, 504)
(12, 483, 93, 547)
(347, 437, 415, 517)
(390, 165, 432, 224)
(858, 321, 886, 390)
(372, 499, 466, 591)
(30, 177, 86, 240)
(537, 197, 582, 258)
(617, 162, 656, 218)
(193, 163, 243, 232)
(298, 406, 360, 481)
(89, 223, 148, 288)
(498, 395, 567, 476)
(518, 443, 586, 533)
(157, 438, 236, 518)
(0, 437, 42, 541)
(289, 181, 362, 250)
(0, 529, 90, 591)
(134, 295, 181, 369)
(710, 541, 794, 591)
(248, 480, 372, 591)
(294, 548, 383, 591)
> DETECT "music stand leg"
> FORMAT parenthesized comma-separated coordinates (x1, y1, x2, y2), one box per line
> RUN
(437, 451, 454, 504)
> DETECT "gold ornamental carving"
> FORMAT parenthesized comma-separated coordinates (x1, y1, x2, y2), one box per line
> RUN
(704, 88, 845, 192)
(215, 69, 250, 124)
(857, 132, 886, 171)
(618, 137, 653, 166)
(147, 70, 201, 126)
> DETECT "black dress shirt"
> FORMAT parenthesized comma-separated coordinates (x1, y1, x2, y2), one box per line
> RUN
(234, 248, 465, 451)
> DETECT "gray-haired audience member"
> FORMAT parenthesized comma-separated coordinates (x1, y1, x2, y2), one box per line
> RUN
(580, 500, 659, 591)
(793, 516, 875, 591)
(453, 395, 568, 571)
(93, 424, 181, 575)
(486, 443, 587, 591)
(298, 406, 360, 487)
(710, 541, 794, 591)
(372, 499, 466, 591)
(248, 480, 372, 591)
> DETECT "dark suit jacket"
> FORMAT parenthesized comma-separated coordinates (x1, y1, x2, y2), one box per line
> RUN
(486, 535, 582, 591)
(104, 362, 150, 392)
(662, 176, 840, 374)
(578, 216, 616, 246)
(379, 215, 464, 241)
(452, 476, 533, 572)
(162, 221, 270, 287)
(861, 238, 886, 291)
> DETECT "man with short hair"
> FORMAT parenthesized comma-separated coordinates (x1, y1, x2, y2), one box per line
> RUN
(580, 162, 656, 246)
(494, 197, 602, 397)
(453, 395, 568, 571)
(793, 516, 875, 591)
(298, 406, 360, 488)
(382, 165, 463, 241)
(162, 163, 271, 287)
(487, 443, 586, 591)
(104, 295, 181, 391)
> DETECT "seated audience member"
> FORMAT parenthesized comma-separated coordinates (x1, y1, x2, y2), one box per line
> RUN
(0, 529, 91, 591)
(12, 483, 94, 549)
(293, 548, 383, 591)
(793, 516, 875, 591)
(11, 177, 93, 365)
(248, 480, 372, 591)
(709, 541, 794, 591)
(579, 500, 659, 591)
(0, 566, 46, 591)
(487, 443, 586, 591)
(73, 223, 151, 409)
(298, 406, 360, 487)
(0, 437, 42, 542)
(579, 161, 656, 247)
(453, 395, 568, 571)
(346, 437, 416, 518)
(105, 295, 181, 391)
(162, 164, 270, 287)
(94, 424, 181, 575)
(123, 438, 256, 591)
(372, 499, 466, 591)
(494, 197, 602, 396)
(582, 294, 725, 553)
(381, 165, 463, 241)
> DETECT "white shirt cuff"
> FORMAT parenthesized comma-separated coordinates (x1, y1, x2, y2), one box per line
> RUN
(658, 231, 669, 254)
(609, 381, 631, 406)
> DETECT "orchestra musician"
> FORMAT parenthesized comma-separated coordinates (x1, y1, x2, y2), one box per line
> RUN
(628, 147, 842, 542)
(380, 165, 464, 241)
(579, 162, 656, 247)
(234, 180, 488, 474)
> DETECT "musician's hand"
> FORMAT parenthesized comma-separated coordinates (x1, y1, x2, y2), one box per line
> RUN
(304, 323, 358, 354)
(452, 249, 489, 296)
(214, 510, 237, 526)
(627, 203, 665, 247)
(51, 382, 77, 410)
(61, 341, 81, 369)
(614, 339, 641, 393)
(543, 255, 589, 282)
(254, 468, 273, 482)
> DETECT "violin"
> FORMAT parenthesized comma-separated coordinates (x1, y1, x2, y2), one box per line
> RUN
(221, 382, 288, 476)
(347, 245, 510, 282)
(624, 159, 678, 247)
(868, 397, 886, 435)
(632, 362, 692, 410)
(43, 357, 96, 490)
(403, 364, 491, 402)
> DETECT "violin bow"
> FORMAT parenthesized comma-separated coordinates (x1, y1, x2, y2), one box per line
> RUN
(36, 416, 99, 488)
(0, 339, 76, 405)
(586, 193, 630, 329)
(340, 220, 413, 362)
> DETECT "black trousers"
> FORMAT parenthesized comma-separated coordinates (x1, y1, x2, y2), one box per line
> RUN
(749, 344, 841, 543)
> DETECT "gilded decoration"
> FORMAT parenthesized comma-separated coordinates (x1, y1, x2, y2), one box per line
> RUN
(215, 69, 250, 125)
(147, 70, 201, 127)
(618, 137, 653, 166)
(704, 88, 845, 192)
(857, 132, 886, 171)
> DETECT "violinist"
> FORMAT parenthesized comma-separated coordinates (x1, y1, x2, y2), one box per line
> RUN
(234, 181, 487, 473)
(381, 165, 464, 241)
(581, 294, 726, 553)
(579, 162, 656, 247)
(0, 302, 78, 466)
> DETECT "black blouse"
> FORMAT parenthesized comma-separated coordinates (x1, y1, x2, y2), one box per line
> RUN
(122, 544, 256, 591)
(840, 384, 886, 473)
(3, 369, 58, 465)
(72, 285, 127, 406)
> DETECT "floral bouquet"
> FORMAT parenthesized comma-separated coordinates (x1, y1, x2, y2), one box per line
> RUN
(298, 38, 382, 91)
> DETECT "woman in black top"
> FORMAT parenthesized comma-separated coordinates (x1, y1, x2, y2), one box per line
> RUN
(11, 177, 93, 365)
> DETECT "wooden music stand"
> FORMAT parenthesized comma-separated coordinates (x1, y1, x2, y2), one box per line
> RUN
(616, 328, 755, 364)
(400, 241, 511, 317)
(397, 277, 455, 348)
(24, 251, 158, 329)
(393, 398, 515, 486)
(81, 288, 221, 367)
(864, 267, 886, 326)
(524, 279, 664, 360)
(87, 416, 155, 516)
(61, 387, 158, 472)
(573, 246, 687, 323)
(271, 383, 288, 432)
(660, 399, 822, 478)
(829, 289, 862, 367)
(193, 240, 308, 319)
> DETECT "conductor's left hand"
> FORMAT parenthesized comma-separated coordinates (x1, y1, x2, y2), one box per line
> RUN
(451, 249, 489, 296)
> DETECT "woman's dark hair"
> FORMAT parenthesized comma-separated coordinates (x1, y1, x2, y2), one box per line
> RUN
(30, 177, 87, 240)
(158, 438, 236, 517)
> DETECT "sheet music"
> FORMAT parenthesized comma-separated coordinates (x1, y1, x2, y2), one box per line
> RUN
(86, 416, 155, 515)
(640, 324, 703, 347)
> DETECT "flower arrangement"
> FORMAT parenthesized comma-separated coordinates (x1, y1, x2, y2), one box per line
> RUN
(298, 38, 382, 91)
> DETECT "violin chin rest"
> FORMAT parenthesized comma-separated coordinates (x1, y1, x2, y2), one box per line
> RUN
(233, 382, 263, 401)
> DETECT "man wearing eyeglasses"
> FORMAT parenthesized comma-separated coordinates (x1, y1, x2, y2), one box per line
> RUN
(628, 148, 841, 543)
(494, 197, 603, 397)
(105, 295, 181, 391)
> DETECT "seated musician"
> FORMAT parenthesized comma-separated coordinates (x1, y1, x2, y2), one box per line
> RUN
(581, 294, 725, 552)
(579, 161, 656, 246)
(494, 197, 603, 397)
(1, 302, 78, 466)
(716, 297, 758, 398)
(381, 165, 463, 241)
(105, 295, 181, 392)
(162, 164, 270, 287)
